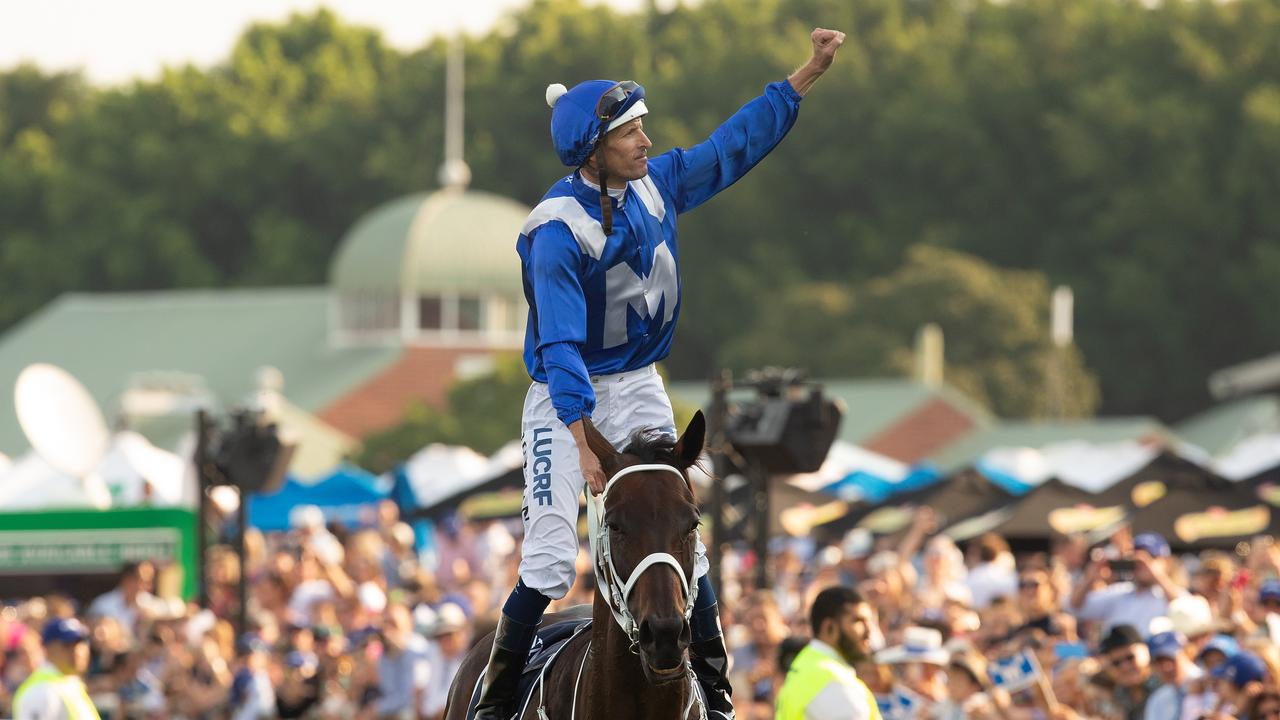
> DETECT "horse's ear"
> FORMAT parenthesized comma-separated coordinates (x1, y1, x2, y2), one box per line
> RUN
(580, 416, 618, 467)
(673, 410, 706, 469)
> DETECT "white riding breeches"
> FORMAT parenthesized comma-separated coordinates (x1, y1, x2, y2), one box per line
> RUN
(518, 364, 709, 599)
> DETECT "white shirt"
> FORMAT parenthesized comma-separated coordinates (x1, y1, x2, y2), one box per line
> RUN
(419, 640, 466, 718)
(86, 589, 158, 636)
(1075, 582, 1175, 635)
(231, 669, 275, 720)
(377, 635, 431, 715)
(1143, 665, 1215, 720)
(802, 640, 875, 720)
(965, 562, 1018, 610)
(287, 580, 335, 625)
(1144, 681, 1182, 720)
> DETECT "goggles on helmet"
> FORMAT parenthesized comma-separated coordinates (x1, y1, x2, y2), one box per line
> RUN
(596, 81, 640, 122)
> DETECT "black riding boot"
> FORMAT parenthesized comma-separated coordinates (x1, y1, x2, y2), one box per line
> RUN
(474, 613, 539, 720)
(690, 605, 735, 720)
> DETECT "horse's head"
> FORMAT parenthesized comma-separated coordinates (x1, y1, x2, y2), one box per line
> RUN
(582, 411, 705, 685)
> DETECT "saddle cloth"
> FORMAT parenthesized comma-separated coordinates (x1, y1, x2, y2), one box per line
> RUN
(465, 618, 592, 720)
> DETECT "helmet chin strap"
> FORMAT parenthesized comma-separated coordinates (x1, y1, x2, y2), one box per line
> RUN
(596, 142, 613, 235)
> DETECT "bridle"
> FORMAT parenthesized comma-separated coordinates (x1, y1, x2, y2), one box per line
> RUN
(588, 463, 699, 654)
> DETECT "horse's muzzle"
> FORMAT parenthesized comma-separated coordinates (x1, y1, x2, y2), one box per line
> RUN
(639, 615, 690, 681)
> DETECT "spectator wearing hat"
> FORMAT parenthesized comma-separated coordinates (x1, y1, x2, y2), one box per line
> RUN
(1242, 579, 1280, 638)
(12, 619, 98, 720)
(1167, 593, 1219, 658)
(1210, 651, 1269, 716)
(230, 634, 274, 720)
(276, 650, 321, 719)
(1071, 533, 1186, 636)
(419, 603, 472, 720)
(1198, 634, 1241, 673)
(875, 626, 951, 704)
(1099, 624, 1161, 720)
(1144, 631, 1213, 720)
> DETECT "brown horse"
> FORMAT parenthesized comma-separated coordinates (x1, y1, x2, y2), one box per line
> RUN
(444, 411, 709, 720)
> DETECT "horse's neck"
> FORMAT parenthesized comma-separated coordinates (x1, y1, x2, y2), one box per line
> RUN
(580, 594, 690, 720)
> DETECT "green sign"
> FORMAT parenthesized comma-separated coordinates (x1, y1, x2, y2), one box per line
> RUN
(0, 508, 197, 599)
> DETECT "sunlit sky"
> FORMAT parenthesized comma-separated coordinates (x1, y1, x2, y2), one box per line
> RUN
(0, 0, 648, 85)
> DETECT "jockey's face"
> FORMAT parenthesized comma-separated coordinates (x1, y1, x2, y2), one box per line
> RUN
(589, 118, 651, 185)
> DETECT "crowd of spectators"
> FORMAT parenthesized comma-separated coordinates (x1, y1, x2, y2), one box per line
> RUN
(4, 499, 1280, 719)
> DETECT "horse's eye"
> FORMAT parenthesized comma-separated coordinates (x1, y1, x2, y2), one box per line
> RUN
(607, 522, 623, 534)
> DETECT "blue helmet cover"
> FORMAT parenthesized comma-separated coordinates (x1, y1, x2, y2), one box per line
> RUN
(549, 80, 646, 167)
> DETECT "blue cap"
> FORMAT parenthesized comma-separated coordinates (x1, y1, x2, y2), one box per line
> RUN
(1197, 634, 1241, 662)
(1211, 651, 1267, 688)
(1260, 579, 1280, 603)
(348, 626, 380, 646)
(235, 633, 268, 655)
(1133, 533, 1171, 558)
(285, 650, 317, 669)
(41, 618, 89, 645)
(547, 80, 647, 167)
(1146, 631, 1186, 659)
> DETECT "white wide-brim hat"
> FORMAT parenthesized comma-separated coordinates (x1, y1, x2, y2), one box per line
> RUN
(875, 626, 950, 666)
(1168, 594, 1216, 637)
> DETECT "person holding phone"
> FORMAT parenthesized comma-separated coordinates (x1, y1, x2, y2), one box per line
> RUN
(1069, 533, 1186, 636)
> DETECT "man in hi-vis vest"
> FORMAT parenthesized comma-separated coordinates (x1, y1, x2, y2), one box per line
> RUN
(775, 586, 882, 720)
(13, 618, 100, 720)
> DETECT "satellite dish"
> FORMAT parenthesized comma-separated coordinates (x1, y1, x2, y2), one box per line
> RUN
(15, 363, 110, 478)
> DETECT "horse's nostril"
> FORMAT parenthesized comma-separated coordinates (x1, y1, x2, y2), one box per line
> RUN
(639, 618, 655, 648)
(640, 616, 686, 655)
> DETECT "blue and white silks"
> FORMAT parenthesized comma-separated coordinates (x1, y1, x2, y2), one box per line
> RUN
(518, 79, 804, 426)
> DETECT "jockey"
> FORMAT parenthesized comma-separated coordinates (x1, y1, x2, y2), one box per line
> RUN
(474, 28, 845, 720)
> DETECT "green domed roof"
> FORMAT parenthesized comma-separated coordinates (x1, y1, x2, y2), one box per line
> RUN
(330, 189, 530, 297)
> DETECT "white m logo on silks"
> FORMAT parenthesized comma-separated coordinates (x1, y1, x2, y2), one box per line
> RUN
(602, 242, 678, 349)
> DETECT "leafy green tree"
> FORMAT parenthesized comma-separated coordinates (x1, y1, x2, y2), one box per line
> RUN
(4, 0, 1280, 422)
(724, 245, 1100, 418)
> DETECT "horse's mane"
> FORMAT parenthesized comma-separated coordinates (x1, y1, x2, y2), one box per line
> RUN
(620, 428, 704, 506)
(621, 428, 680, 465)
